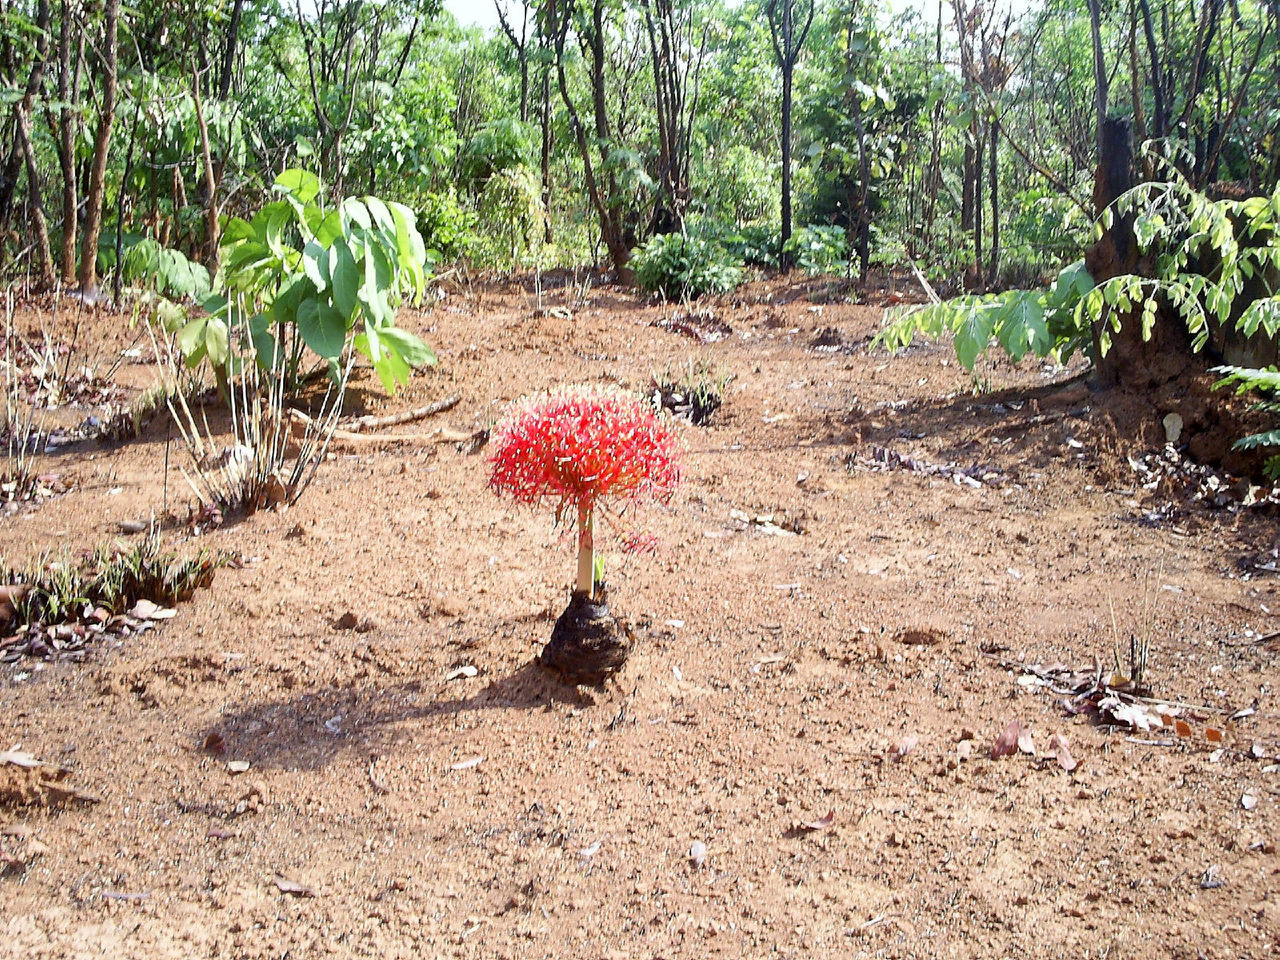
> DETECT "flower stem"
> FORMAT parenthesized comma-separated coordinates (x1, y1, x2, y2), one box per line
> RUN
(576, 502, 595, 599)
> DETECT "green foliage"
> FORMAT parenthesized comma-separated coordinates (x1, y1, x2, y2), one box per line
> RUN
(13, 534, 228, 627)
(185, 169, 436, 396)
(460, 118, 535, 188)
(784, 225, 849, 275)
(631, 233, 743, 300)
(1212, 365, 1280, 479)
(876, 259, 1095, 369)
(417, 189, 477, 262)
(1083, 172, 1280, 357)
(103, 235, 213, 301)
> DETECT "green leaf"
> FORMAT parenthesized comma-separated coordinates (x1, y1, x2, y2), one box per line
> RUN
(954, 308, 996, 371)
(343, 198, 372, 231)
(302, 241, 330, 293)
(331, 241, 360, 319)
(177, 316, 209, 358)
(313, 210, 343, 247)
(203, 316, 230, 368)
(274, 169, 321, 205)
(297, 298, 348, 360)
(378, 327, 437, 367)
(996, 295, 1048, 361)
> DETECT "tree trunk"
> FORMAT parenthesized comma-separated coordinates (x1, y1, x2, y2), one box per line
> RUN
(1086, 117, 1193, 387)
(987, 116, 999, 287)
(192, 65, 222, 273)
(78, 0, 119, 297)
(55, 0, 81, 283)
(548, 0, 632, 281)
(780, 65, 794, 268)
(854, 98, 870, 284)
(540, 63, 553, 245)
(16, 115, 56, 290)
(217, 0, 244, 99)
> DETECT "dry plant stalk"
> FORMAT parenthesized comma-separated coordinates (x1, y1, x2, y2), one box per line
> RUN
(148, 304, 349, 514)
(2, 289, 45, 501)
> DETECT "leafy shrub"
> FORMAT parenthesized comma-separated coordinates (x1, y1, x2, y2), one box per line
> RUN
(102, 235, 212, 301)
(784, 224, 849, 275)
(876, 259, 1096, 369)
(717, 224, 779, 268)
(460, 118, 535, 188)
(471, 166, 546, 269)
(631, 233, 743, 300)
(417, 188, 476, 262)
(183, 169, 436, 396)
(699, 145, 777, 227)
(1212, 365, 1280, 479)
(1081, 173, 1280, 357)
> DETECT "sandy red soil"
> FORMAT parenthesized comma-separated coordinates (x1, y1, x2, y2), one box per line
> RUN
(1, 276, 1277, 959)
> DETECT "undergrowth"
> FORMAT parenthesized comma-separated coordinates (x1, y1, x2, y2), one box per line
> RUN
(7, 532, 230, 627)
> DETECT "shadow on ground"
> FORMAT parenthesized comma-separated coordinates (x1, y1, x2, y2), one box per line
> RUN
(212, 659, 601, 772)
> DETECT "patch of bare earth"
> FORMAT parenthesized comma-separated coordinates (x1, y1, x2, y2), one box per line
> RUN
(0, 277, 1277, 959)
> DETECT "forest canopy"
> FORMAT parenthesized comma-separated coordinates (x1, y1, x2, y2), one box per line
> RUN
(0, 0, 1275, 296)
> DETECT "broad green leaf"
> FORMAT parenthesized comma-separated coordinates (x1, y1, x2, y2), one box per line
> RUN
(177, 316, 209, 358)
(331, 240, 360, 319)
(343, 198, 372, 231)
(378, 327, 437, 367)
(275, 169, 321, 205)
(297, 298, 347, 360)
(302, 241, 330, 292)
(954, 307, 996, 370)
(203, 316, 230, 367)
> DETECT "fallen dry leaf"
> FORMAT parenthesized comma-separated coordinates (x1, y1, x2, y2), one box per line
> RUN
(1047, 733, 1078, 772)
(0, 745, 42, 768)
(991, 720, 1023, 758)
(1016, 726, 1036, 756)
(127, 599, 176, 620)
(689, 840, 707, 868)
(274, 876, 317, 898)
(802, 811, 835, 831)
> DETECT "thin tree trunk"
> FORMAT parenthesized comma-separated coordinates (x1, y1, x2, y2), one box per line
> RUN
(56, 0, 81, 283)
(1136, 0, 1166, 137)
(191, 64, 221, 273)
(78, 0, 119, 296)
(16, 115, 56, 289)
(987, 116, 999, 286)
(780, 66, 793, 267)
(1086, 0, 1109, 161)
(540, 62, 553, 245)
(217, 0, 244, 99)
(972, 127, 984, 288)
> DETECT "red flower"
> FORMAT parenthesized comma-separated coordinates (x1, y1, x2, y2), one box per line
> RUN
(489, 385, 681, 521)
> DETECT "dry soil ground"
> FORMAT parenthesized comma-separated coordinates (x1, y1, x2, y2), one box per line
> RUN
(1, 275, 1278, 959)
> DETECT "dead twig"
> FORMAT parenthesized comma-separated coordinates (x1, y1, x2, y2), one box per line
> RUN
(339, 394, 461, 433)
(368, 759, 390, 795)
(288, 408, 477, 446)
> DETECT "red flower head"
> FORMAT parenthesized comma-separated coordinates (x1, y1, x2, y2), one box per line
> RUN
(488, 384, 681, 521)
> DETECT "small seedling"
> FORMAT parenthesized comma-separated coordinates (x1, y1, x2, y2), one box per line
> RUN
(649, 359, 733, 426)
(489, 384, 681, 681)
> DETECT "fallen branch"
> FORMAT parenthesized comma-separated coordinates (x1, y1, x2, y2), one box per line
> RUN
(339, 394, 461, 433)
(288, 409, 477, 447)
